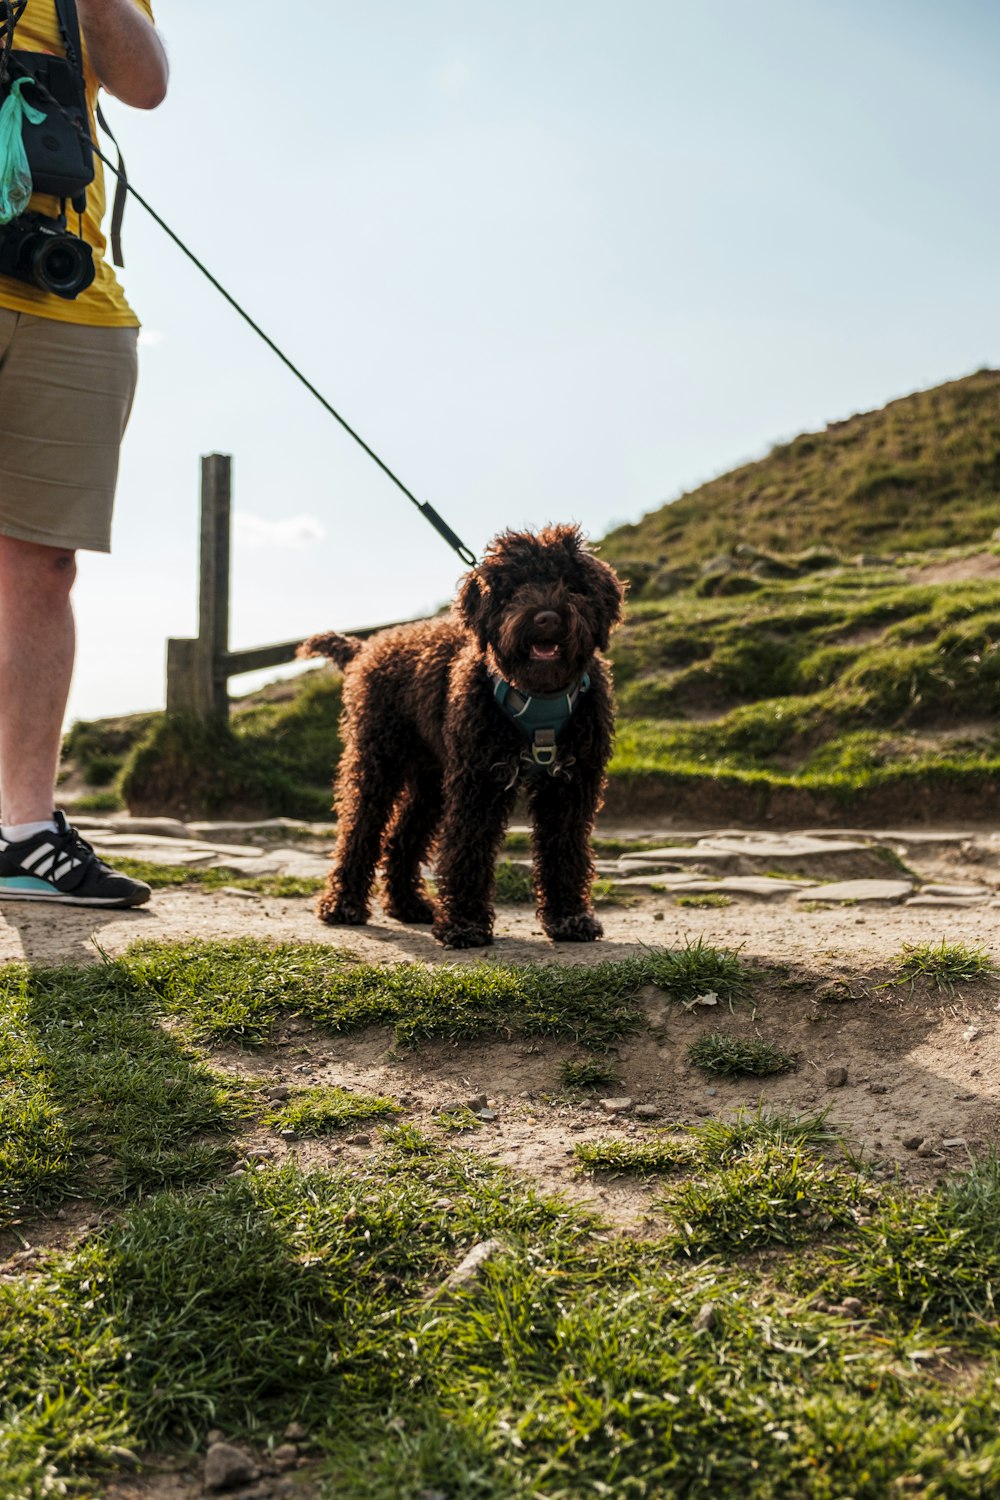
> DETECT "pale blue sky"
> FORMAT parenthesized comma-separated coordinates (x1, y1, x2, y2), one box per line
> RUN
(68, 0, 999, 721)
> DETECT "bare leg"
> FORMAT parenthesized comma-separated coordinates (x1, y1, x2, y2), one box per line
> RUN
(0, 538, 76, 825)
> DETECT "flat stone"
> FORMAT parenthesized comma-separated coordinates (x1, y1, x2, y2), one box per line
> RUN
(89, 832, 264, 858)
(920, 883, 991, 898)
(905, 895, 989, 908)
(600, 1097, 634, 1114)
(794, 879, 912, 903)
(107, 815, 193, 838)
(634, 1104, 661, 1119)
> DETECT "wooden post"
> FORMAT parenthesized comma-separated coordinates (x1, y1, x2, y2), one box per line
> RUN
(165, 454, 231, 717)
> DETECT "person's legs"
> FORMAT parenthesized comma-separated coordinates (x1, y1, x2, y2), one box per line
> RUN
(0, 538, 77, 825)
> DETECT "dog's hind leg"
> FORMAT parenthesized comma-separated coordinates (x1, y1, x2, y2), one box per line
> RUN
(432, 772, 516, 948)
(528, 766, 604, 942)
(381, 769, 442, 924)
(318, 733, 407, 927)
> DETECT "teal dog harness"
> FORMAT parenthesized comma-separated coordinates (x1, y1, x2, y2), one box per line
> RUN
(489, 671, 590, 772)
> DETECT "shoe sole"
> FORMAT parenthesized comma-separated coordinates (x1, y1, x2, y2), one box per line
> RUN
(0, 889, 151, 907)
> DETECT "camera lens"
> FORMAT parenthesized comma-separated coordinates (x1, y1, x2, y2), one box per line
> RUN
(31, 233, 95, 298)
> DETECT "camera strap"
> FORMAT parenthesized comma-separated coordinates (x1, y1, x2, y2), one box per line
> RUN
(51, 0, 126, 265)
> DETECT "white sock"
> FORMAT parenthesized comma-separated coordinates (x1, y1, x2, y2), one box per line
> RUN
(2, 819, 59, 841)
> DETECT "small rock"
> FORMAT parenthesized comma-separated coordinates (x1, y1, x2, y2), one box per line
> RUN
(476, 1108, 497, 1121)
(705, 1087, 717, 1097)
(825, 1066, 848, 1088)
(868, 1083, 889, 1095)
(653, 911, 665, 920)
(962, 1026, 981, 1043)
(902, 1135, 924, 1150)
(283, 1423, 307, 1442)
(206, 1429, 227, 1446)
(942, 1137, 968, 1149)
(917, 1141, 937, 1158)
(600, 1097, 633, 1114)
(204, 1441, 258, 1492)
(442, 1239, 504, 1292)
(345, 1133, 371, 1146)
(634, 1104, 661, 1119)
(272, 1443, 299, 1470)
(466, 1094, 488, 1111)
(243, 1147, 274, 1161)
(268, 1085, 291, 1101)
(839, 1296, 864, 1317)
(692, 1301, 718, 1333)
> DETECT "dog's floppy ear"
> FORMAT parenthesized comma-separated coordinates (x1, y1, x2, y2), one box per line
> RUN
(584, 553, 627, 652)
(457, 567, 490, 649)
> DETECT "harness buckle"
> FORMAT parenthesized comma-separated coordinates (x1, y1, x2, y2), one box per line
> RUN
(531, 729, 558, 767)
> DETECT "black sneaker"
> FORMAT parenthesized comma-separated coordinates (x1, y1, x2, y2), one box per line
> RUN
(0, 812, 151, 907)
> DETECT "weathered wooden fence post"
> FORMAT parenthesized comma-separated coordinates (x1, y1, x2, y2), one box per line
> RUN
(166, 451, 423, 718)
(166, 454, 231, 717)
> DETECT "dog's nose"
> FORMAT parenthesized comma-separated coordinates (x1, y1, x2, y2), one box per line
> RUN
(533, 610, 561, 632)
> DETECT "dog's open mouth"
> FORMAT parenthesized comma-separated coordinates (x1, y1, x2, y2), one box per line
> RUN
(530, 643, 562, 661)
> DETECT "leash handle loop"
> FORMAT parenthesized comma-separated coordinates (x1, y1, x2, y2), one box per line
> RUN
(418, 502, 477, 566)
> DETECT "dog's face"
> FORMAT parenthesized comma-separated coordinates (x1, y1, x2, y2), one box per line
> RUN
(457, 525, 626, 692)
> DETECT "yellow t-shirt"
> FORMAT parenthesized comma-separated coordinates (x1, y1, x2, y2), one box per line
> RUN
(0, 0, 155, 326)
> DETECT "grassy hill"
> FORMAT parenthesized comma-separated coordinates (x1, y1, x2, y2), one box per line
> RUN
(600, 369, 1000, 593)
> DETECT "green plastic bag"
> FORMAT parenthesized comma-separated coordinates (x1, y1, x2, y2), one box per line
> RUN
(0, 77, 46, 224)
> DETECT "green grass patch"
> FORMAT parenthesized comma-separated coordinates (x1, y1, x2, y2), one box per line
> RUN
(112, 857, 323, 899)
(559, 1058, 620, 1090)
(675, 892, 733, 908)
(0, 962, 247, 1228)
(7, 1138, 1000, 1497)
(575, 1135, 698, 1175)
(119, 936, 751, 1051)
(263, 1085, 401, 1136)
(893, 939, 995, 989)
(688, 1032, 795, 1077)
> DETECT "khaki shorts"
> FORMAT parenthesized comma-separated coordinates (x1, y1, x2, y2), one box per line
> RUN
(0, 308, 139, 553)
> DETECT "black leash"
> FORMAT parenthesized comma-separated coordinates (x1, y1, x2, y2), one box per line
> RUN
(87, 139, 477, 566)
(1, 0, 477, 568)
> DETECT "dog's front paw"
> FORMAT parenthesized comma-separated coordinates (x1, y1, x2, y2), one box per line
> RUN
(317, 895, 370, 926)
(383, 894, 436, 925)
(545, 912, 603, 943)
(433, 921, 494, 949)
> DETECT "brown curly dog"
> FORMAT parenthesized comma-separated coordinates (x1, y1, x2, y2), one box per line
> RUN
(299, 524, 626, 948)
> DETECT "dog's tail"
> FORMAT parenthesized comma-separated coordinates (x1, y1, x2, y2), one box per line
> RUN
(297, 631, 364, 668)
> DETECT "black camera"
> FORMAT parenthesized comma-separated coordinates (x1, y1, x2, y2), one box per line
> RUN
(0, 209, 95, 298)
(0, 0, 96, 299)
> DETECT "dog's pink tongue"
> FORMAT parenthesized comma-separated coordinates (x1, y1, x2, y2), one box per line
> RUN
(531, 644, 561, 660)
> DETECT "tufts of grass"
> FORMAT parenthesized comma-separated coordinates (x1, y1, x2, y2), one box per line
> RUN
(492, 860, 534, 903)
(675, 892, 733, 908)
(119, 936, 752, 1052)
(111, 857, 323, 899)
(833, 1153, 1000, 1335)
(688, 1032, 796, 1077)
(263, 1086, 401, 1136)
(8, 1139, 1000, 1498)
(660, 1141, 871, 1256)
(575, 1135, 698, 1176)
(559, 1058, 620, 1090)
(893, 939, 995, 989)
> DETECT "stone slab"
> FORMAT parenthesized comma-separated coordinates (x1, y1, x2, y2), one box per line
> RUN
(919, 883, 991, 898)
(616, 874, 816, 897)
(793, 879, 912, 903)
(905, 895, 989, 908)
